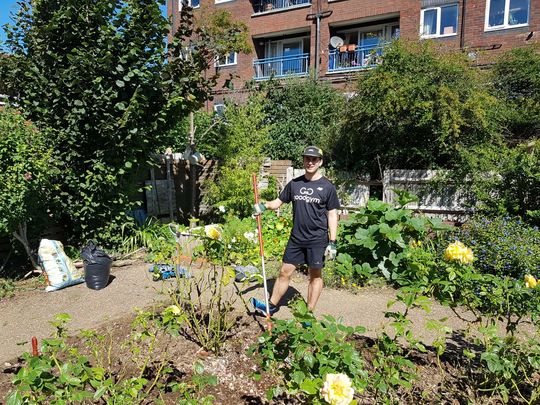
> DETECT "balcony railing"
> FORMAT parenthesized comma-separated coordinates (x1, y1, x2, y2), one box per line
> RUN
(253, 0, 310, 14)
(327, 43, 384, 73)
(253, 53, 309, 80)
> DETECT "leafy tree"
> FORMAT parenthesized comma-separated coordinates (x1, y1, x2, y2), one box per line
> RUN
(262, 78, 345, 166)
(165, 110, 226, 160)
(492, 46, 540, 141)
(204, 94, 273, 216)
(0, 108, 57, 267)
(193, 7, 251, 57)
(336, 40, 502, 177)
(0, 0, 247, 246)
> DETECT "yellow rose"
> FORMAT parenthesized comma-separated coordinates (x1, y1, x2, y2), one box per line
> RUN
(460, 247, 474, 264)
(524, 274, 537, 289)
(205, 225, 222, 240)
(320, 373, 355, 405)
(444, 241, 473, 264)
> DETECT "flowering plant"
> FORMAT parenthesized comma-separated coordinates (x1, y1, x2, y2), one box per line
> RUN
(444, 241, 474, 264)
(320, 373, 355, 405)
(204, 224, 222, 240)
(455, 215, 539, 279)
(524, 274, 537, 289)
(249, 299, 367, 403)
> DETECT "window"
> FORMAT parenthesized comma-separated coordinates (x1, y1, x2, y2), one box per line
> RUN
(420, 4, 458, 38)
(180, 0, 200, 8)
(216, 52, 237, 67)
(485, 0, 529, 30)
(215, 0, 234, 3)
(213, 104, 225, 116)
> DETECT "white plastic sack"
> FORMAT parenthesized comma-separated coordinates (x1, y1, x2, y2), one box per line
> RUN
(38, 239, 84, 292)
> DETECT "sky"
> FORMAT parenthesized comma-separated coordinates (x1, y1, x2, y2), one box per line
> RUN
(0, 1, 167, 49)
(0, 0, 19, 45)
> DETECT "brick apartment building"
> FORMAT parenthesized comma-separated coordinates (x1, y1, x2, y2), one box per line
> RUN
(168, 0, 539, 110)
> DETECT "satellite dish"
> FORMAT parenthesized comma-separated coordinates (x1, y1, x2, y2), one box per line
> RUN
(330, 36, 344, 49)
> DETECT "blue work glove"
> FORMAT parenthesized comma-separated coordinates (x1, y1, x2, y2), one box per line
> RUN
(325, 241, 337, 261)
(252, 202, 266, 216)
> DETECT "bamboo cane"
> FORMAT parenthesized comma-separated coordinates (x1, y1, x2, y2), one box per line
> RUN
(252, 173, 273, 331)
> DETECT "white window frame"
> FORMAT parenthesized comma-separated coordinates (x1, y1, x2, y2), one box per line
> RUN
(337, 23, 397, 43)
(420, 4, 459, 38)
(216, 51, 237, 67)
(215, 0, 234, 4)
(179, 0, 200, 9)
(213, 103, 225, 115)
(484, 0, 530, 31)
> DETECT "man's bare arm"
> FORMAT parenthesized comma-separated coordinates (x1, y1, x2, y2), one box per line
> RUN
(264, 198, 284, 211)
(327, 209, 338, 241)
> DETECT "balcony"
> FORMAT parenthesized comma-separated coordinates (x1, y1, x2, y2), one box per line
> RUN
(252, 0, 310, 14)
(253, 53, 309, 80)
(327, 43, 385, 73)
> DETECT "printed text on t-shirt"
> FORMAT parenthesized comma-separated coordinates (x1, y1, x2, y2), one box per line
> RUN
(293, 187, 321, 204)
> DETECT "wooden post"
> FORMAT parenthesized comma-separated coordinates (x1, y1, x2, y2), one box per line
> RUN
(150, 168, 160, 216)
(166, 151, 174, 222)
(189, 112, 197, 224)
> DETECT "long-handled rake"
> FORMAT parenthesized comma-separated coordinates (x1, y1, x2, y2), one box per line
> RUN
(252, 173, 273, 331)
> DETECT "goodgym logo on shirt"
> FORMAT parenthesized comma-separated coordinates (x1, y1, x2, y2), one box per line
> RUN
(294, 187, 321, 204)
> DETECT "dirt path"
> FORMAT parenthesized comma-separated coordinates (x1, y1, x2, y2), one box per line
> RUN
(0, 261, 478, 365)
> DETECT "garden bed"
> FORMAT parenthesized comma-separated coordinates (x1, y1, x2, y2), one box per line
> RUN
(1, 308, 527, 404)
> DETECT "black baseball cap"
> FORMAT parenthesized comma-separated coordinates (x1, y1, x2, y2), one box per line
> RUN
(302, 146, 323, 158)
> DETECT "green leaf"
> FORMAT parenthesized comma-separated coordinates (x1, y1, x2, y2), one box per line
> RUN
(300, 378, 319, 395)
(6, 391, 23, 405)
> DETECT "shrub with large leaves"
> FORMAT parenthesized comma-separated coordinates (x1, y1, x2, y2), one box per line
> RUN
(337, 192, 449, 286)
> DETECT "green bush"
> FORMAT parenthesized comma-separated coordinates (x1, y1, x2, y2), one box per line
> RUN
(455, 215, 540, 279)
(492, 46, 540, 141)
(469, 324, 540, 403)
(192, 210, 291, 266)
(450, 140, 539, 225)
(336, 40, 501, 176)
(248, 299, 368, 403)
(261, 78, 345, 166)
(0, 108, 57, 267)
(121, 217, 178, 264)
(337, 192, 448, 286)
(165, 110, 226, 161)
(204, 94, 274, 217)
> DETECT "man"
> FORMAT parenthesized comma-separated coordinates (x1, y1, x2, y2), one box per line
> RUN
(250, 146, 340, 316)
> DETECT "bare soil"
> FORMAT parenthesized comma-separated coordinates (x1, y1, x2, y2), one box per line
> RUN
(0, 260, 522, 403)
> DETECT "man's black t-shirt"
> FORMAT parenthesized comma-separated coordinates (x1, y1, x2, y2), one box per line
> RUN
(279, 175, 340, 247)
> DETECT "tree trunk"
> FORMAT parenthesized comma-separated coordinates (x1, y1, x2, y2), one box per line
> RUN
(12, 222, 40, 271)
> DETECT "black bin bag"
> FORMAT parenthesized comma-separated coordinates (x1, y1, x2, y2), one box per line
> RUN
(81, 241, 112, 290)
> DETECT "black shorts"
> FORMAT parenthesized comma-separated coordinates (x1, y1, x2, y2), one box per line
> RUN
(283, 242, 326, 269)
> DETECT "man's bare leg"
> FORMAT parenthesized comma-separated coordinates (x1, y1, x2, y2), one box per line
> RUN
(270, 262, 296, 306)
(307, 268, 323, 311)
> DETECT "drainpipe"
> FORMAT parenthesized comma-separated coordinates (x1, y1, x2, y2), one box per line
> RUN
(315, 13, 321, 77)
(460, 0, 466, 50)
(307, 1, 332, 80)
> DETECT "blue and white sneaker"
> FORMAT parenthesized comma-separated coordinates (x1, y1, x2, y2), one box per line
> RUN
(250, 297, 279, 317)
